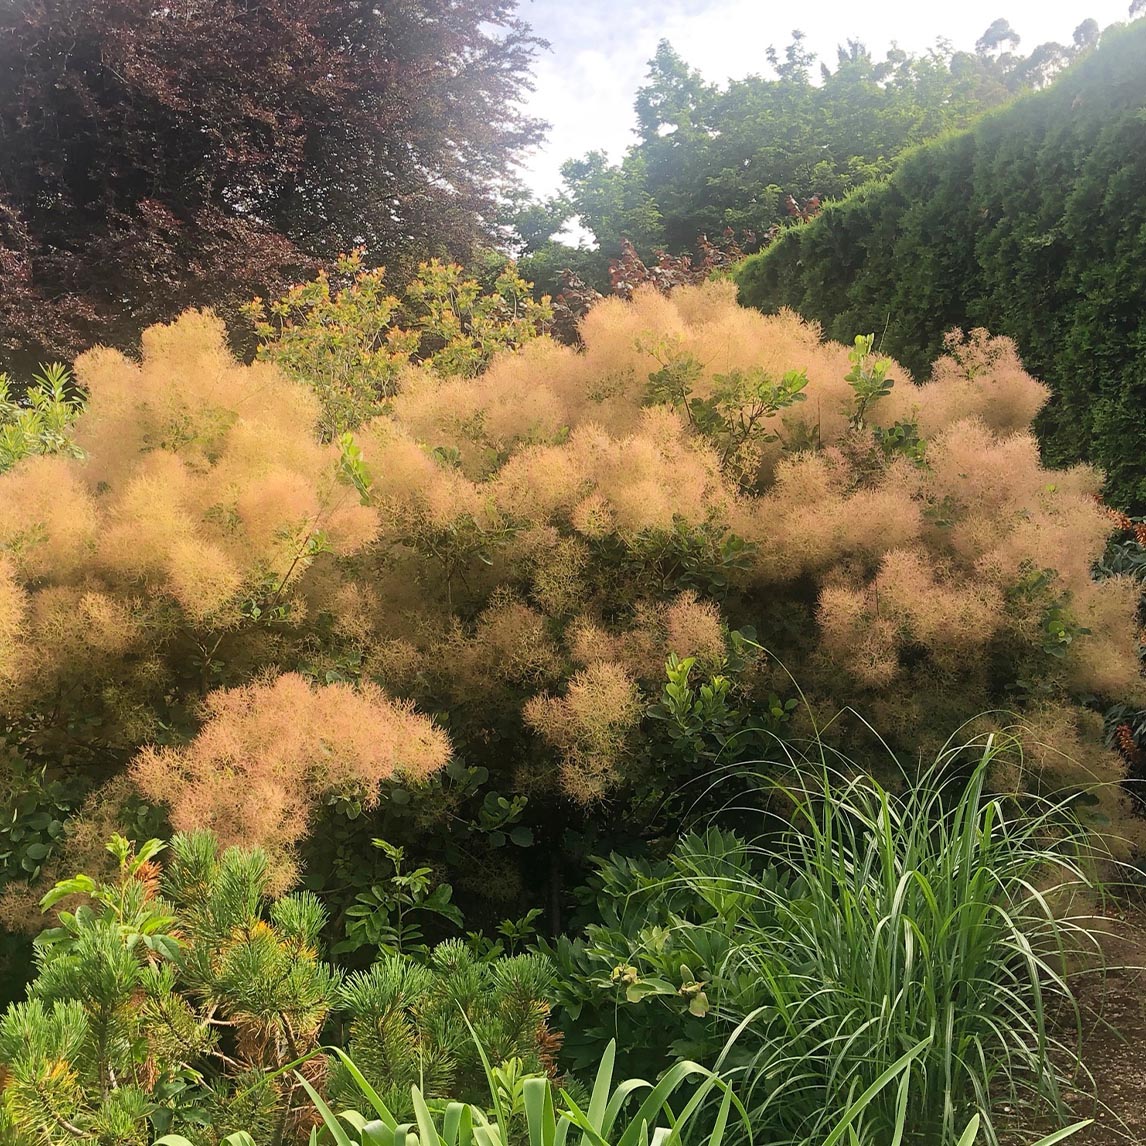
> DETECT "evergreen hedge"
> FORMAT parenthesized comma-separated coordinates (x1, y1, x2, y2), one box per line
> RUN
(736, 18, 1146, 508)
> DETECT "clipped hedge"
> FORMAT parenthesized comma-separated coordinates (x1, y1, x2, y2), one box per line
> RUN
(737, 17, 1146, 508)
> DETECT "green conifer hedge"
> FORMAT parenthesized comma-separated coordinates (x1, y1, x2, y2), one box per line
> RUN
(736, 17, 1146, 508)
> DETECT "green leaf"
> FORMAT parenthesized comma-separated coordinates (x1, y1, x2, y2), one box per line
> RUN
(296, 1072, 356, 1146)
(954, 1116, 981, 1146)
(821, 1039, 930, 1146)
(524, 1076, 557, 1146)
(625, 979, 675, 1003)
(412, 1084, 443, 1146)
(1028, 1123, 1093, 1146)
(326, 1047, 400, 1125)
(40, 873, 97, 909)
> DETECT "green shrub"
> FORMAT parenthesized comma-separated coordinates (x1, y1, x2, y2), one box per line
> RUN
(331, 941, 556, 1118)
(156, 1033, 756, 1146)
(0, 832, 556, 1145)
(0, 363, 82, 472)
(243, 254, 552, 441)
(151, 1038, 1091, 1146)
(555, 732, 1107, 1145)
(542, 827, 782, 1078)
(714, 737, 1102, 1145)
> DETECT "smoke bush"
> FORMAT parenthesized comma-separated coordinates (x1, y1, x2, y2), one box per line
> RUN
(0, 279, 1142, 912)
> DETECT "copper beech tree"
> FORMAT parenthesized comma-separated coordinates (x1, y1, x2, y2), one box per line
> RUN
(0, 0, 545, 370)
(1, 277, 1144, 923)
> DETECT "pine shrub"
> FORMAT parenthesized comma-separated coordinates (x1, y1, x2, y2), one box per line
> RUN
(0, 832, 557, 1145)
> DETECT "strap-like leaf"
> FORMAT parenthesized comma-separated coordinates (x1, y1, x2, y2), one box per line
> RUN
(821, 1039, 929, 1146)
(954, 1115, 981, 1146)
(296, 1072, 356, 1146)
(442, 1101, 476, 1146)
(326, 1047, 400, 1127)
(411, 1084, 442, 1146)
(585, 1040, 617, 1135)
(524, 1075, 557, 1146)
(1028, 1122, 1094, 1146)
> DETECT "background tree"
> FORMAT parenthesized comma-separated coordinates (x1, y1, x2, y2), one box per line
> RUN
(0, 0, 545, 371)
(521, 22, 1095, 295)
(1073, 18, 1100, 50)
(975, 17, 1022, 56)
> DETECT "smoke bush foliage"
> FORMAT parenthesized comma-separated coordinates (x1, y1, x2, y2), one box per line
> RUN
(0, 275, 1143, 934)
(0, 311, 440, 900)
(132, 674, 451, 888)
(337, 284, 1142, 818)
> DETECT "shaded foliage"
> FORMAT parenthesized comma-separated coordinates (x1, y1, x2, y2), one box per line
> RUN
(0, 0, 545, 369)
(553, 743, 1103, 1146)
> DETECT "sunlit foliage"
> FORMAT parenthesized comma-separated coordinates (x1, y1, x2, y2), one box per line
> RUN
(0, 363, 83, 473)
(244, 252, 552, 440)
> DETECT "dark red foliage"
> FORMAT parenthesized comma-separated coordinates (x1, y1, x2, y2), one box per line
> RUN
(607, 230, 763, 301)
(0, 0, 545, 367)
(549, 229, 778, 346)
(550, 269, 605, 347)
(784, 194, 823, 223)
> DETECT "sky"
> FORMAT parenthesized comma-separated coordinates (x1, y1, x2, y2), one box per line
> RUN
(514, 0, 1135, 199)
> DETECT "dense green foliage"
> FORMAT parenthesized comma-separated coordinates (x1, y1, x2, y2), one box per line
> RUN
(244, 253, 553, 441)
(737, 17, 1146, 508)
(517, 25, 1096, 294)
(160, 1033, 757, 1146)
(0, 752, 1106, 1146)
(549, 736, 1102, 1145)
(541, 827, 772, 1078)
(0, 365, 83, 473)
